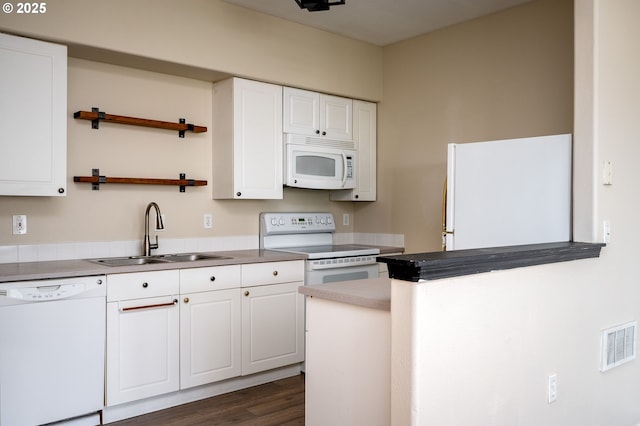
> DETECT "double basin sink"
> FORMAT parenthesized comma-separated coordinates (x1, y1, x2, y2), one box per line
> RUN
(89, 253, 231, 267)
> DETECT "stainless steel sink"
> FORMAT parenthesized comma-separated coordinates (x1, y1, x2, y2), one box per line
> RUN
(158, 253, 231, 262)
(89, 256, 170, 266)
(88, 253, 231, 266)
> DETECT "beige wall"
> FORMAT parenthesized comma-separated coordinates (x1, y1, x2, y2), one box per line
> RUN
(0, 0, 382, 100)
(364, 0, 574, 253)
(391, 1, 640, 423)
(0, 0, 382, 247)
(0, 0, 572, 251)
(0, 58, 356, 245)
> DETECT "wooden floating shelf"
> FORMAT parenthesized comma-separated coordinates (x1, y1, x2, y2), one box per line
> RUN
(74, 169, 207, 192)
(74, 108, 207, 137)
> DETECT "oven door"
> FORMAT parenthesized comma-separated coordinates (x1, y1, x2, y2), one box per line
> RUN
(305, 263, 379, 285)
(285, 143, 356, 190)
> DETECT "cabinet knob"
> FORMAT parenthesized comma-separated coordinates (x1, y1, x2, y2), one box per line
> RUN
(244, 290, 250, 296)
(210, 276, 216, 282)
(322, 131, 326, 136)
(355, 194, 359, 199)
(236, 191, 242, 197)
(142, 282, 149, 288)
(273, 270, 278, 276)
(58, 188, 65, 194)
(315, 130, 320, 134)
(183, 297, 190, 303)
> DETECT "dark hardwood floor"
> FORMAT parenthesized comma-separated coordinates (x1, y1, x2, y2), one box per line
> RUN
(108, 374, 305, 426)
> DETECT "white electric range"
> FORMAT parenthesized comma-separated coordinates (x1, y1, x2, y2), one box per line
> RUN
(259, 212, 380, 284)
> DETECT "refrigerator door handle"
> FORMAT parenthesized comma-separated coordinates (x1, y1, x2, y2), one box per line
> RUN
(441, 178, 454, 250)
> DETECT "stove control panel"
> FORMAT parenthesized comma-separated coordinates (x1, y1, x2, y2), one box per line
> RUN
(260, 212, 336, 235)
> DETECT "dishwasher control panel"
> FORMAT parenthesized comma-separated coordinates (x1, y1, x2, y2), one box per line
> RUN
(7, 283, 87, 300)
(0, 276, 105, 304)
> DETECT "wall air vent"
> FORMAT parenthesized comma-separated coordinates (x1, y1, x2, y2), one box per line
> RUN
(600, 321, 636, 372)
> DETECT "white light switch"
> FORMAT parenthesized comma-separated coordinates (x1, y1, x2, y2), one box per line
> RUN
(548, 374, 557, 403)
(603, 160, 613, 185)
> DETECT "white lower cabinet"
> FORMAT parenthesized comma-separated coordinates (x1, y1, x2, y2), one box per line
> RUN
(179, 265, 242, 389)
(105, 261, 304, 406)
(106, 271, 180, 406)
(241, 261, 305, 375)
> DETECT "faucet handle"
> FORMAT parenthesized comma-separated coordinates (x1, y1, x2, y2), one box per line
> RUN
(150, 235, 159, 251)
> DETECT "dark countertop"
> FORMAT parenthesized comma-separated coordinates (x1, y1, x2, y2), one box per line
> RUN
(377, 242, 605, 282)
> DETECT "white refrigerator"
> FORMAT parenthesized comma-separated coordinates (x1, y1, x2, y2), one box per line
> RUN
(443, 134, 572, 250)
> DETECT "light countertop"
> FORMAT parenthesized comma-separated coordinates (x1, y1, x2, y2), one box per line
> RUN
(0, 244, 403, 283)
(0, 250, 306, 282)
(299, 277, 390, 311)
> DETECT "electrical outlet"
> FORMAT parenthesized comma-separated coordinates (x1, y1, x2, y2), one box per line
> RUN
(548, 374, 557, 403)
(343, 213, 350, 226)
(12, 215, 27, 235)
(204, 214, 213, 229)
(603, 220, 611, 243)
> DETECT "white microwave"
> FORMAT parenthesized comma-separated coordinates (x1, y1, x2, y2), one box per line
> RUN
(284, 134, 356, 190)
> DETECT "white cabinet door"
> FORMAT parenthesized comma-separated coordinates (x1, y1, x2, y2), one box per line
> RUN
(106, 271, 180, 406)
(283, 87, 319, 136)
(106, 295, 180, 406)
(320, 94, 353, 140)
(331, 100, 377, 201)
(213, 77, 283, 199)
(241, 281, 305, 375)
(284, 87, 352, 140)
(0, 33, 67, 196)
(180, 288, 242, 389)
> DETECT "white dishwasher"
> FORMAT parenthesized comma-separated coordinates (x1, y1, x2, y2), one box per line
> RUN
(0, 275, 106, 426)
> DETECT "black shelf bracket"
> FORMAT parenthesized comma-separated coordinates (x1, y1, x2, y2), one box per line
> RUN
(92, 168, 105, 190)
(91, 107, 105, 130)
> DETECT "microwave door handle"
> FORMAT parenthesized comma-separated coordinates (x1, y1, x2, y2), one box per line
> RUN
(341, 153, 348, 187)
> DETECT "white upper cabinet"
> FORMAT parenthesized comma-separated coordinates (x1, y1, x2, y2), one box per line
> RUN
(0, 33, 67, 196)
(284, 87, 352, 140)
(331, 100, 377, 201)
(213, 78, 283, 199)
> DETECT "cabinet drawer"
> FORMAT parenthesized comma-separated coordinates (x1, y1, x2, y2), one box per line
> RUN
(241, 261, 304, 287)
(180, 265, 241, 293)
(107, 270, 179, 301)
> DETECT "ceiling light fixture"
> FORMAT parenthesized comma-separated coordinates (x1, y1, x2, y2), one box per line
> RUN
(295, 0, 345, 12)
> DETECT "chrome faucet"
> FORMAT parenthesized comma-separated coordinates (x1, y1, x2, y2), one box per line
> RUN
(143, 202, 164, 256)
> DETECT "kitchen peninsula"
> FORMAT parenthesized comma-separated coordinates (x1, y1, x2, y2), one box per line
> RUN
(300, 242, 604, 425)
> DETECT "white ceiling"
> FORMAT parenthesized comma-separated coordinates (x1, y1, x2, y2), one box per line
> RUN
(223, 0, 533, 46)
